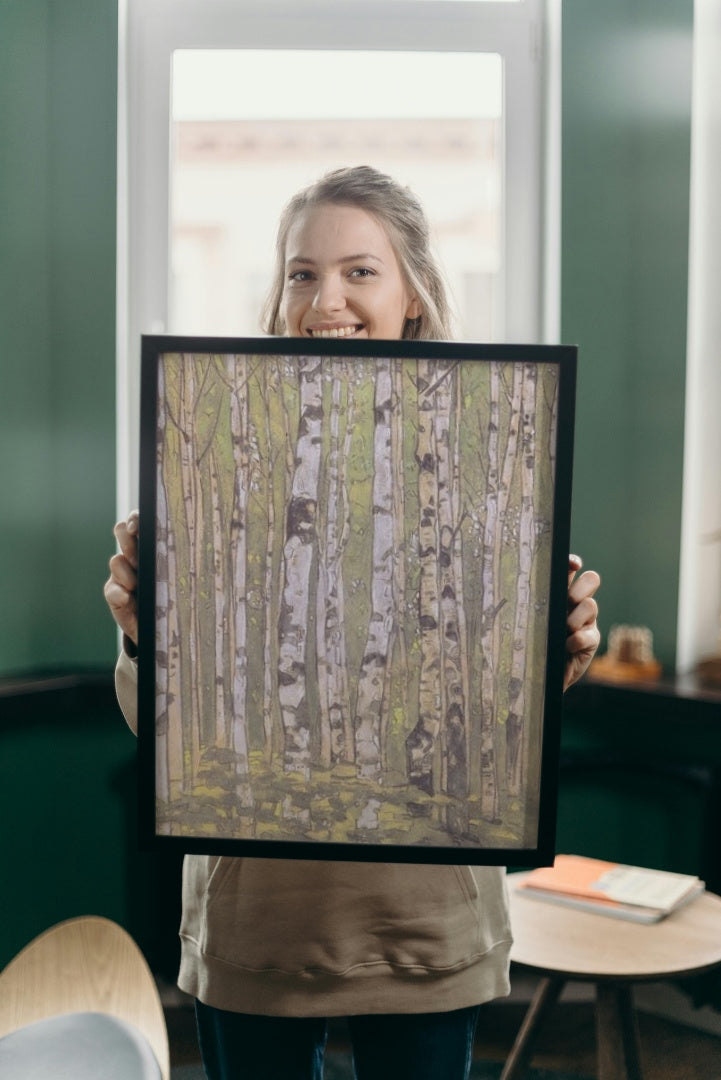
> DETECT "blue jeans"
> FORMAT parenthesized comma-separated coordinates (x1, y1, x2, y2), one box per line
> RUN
(195, 1000, 481, 1080)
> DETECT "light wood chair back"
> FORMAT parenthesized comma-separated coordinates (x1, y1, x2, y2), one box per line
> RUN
(0, 915, 169, 1080)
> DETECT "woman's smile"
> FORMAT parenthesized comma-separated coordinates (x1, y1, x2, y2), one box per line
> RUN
(306, 323, 365, 339)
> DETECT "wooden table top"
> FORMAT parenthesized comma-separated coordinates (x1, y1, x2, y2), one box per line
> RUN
(508, 871, 721, 981)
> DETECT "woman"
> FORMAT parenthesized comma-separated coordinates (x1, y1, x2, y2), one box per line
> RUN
(106, 166, 601, 1080)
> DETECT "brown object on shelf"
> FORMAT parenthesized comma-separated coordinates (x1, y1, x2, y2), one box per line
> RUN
(590, 655, 663, 683)
(590, 624, 662, 683)
(696, 654, 721, 689)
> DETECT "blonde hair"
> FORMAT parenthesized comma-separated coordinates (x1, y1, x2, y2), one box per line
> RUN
(262, 165, 453, 341)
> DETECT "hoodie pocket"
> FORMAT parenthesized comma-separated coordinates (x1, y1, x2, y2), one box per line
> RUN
(190, 858, 508, 976)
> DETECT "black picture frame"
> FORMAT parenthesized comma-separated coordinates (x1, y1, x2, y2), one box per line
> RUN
(138, 335, 576, 865)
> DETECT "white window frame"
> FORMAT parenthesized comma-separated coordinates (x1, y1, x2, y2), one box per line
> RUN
(117, 0, 559, 512)
(676, 0, 721, 674)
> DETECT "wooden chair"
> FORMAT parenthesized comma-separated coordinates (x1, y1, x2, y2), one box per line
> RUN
(0, 915, 169, 1079)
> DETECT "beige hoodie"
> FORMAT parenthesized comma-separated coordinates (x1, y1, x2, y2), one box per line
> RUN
(116, 651, 512, 1016)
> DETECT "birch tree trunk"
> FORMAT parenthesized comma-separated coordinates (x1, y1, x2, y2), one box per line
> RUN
(381, 360, 408, 775)
(434, 364, 468, 801)
(316, 532, 331, 766)
(318, 370, 352, 766)
(176, 357, 204, 788)
(338, 376, 356, 761)
(155, 363, 170, 813)
(406, 360, 442, 795)
(478, 363, 502, 820)
(261, 361, 296, 765)
(165, 509, 183, 801)
(192, 365, 227, 753)
(262, 359, 278, 764)
(208, 439, 227, 748)
(451, 370, 471, 797)
(507, 363, 537, 794)
(156, 370, 184, 809)
(227, 355, 252, 807)
(497, 364, 524, 559)
(391, 361, 408, 686)
(355, 359, 396, 780)
(546, 367, 558, 472)
(278, 356, 323, 780)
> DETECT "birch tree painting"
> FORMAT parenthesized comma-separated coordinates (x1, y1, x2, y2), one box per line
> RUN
(153, 350, 561, 853)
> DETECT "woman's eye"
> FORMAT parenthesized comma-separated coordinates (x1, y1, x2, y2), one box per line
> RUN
(288, 269, 313, 283)
(349, 267, 375, 279)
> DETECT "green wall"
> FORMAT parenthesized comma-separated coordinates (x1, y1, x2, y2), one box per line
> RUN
(0, 0, 118, 676)
(563, 0, 693, 670)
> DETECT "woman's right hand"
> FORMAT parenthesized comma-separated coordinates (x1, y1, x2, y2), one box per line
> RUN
(103, 509, 139, 646)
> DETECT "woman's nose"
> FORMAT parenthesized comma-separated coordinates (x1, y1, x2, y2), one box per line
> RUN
(312, 274, 345, 314)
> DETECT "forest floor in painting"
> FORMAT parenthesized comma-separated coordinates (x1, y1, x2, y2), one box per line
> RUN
(157, 747, 527, 851)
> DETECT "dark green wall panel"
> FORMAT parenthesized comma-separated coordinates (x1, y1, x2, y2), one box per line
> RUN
(0, 3, 54, 671)
(562, 0, 693, 669)
(0, 682, 183, 976)
(0, 0, 118, 675)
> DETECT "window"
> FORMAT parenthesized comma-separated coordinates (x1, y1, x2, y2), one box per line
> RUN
(169, 49, 503, 340)
(118, 0, 557, 510)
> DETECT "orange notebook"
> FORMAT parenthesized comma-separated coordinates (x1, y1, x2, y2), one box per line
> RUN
(515, 855, 704, 923)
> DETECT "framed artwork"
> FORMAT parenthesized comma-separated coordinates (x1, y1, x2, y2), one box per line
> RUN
(138, 336, 576, 865)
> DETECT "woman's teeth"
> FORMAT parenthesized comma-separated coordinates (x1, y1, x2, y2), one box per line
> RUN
(310, 325, 360, 338)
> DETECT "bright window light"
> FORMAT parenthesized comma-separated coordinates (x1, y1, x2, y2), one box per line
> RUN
(170, 50, 503, 342)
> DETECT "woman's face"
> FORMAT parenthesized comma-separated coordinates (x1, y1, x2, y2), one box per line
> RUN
(280, 203, 421, 340)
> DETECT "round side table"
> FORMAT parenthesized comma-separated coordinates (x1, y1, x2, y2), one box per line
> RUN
(502, 872, 721, 1080)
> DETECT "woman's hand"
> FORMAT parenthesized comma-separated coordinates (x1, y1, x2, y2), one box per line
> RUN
(564, 554, 601, 691)
(103, 510, 139, 647)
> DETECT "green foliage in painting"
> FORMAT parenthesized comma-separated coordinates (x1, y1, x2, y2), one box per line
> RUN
(154, 352, 559, 850)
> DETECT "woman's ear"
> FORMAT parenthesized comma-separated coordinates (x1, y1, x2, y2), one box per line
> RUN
(406, 296, 423, 320)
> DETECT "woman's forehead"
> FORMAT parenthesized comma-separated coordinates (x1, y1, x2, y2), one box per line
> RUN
(285, 202, 396, 261)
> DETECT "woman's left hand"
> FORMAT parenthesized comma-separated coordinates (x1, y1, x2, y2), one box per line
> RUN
(564, 555, 601, 691)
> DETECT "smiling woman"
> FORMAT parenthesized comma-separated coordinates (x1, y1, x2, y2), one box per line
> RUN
(263, 167, 452, 342)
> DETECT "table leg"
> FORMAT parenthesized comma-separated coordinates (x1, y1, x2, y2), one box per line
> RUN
(596, 982, 643, 1080)
(499, 976, 565, 1080)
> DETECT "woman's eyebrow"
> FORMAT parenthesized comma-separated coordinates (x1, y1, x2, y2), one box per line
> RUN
(286, 253, 384, 266)
(339, 253, 383, 264)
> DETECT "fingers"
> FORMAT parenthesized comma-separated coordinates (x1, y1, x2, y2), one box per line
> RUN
(108, 549, 137, 590)
(566, 590, 599, 636)
(568, 567, 601, 609)
(104, 511, 140, 645)
(564, 557, 601, 690)
(567, 553, 583, 588)
(113, 510, 139, 568)
(567, 562, 601, 640)
(565, 623, 601, 658)
(103, 575, 139, 644)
